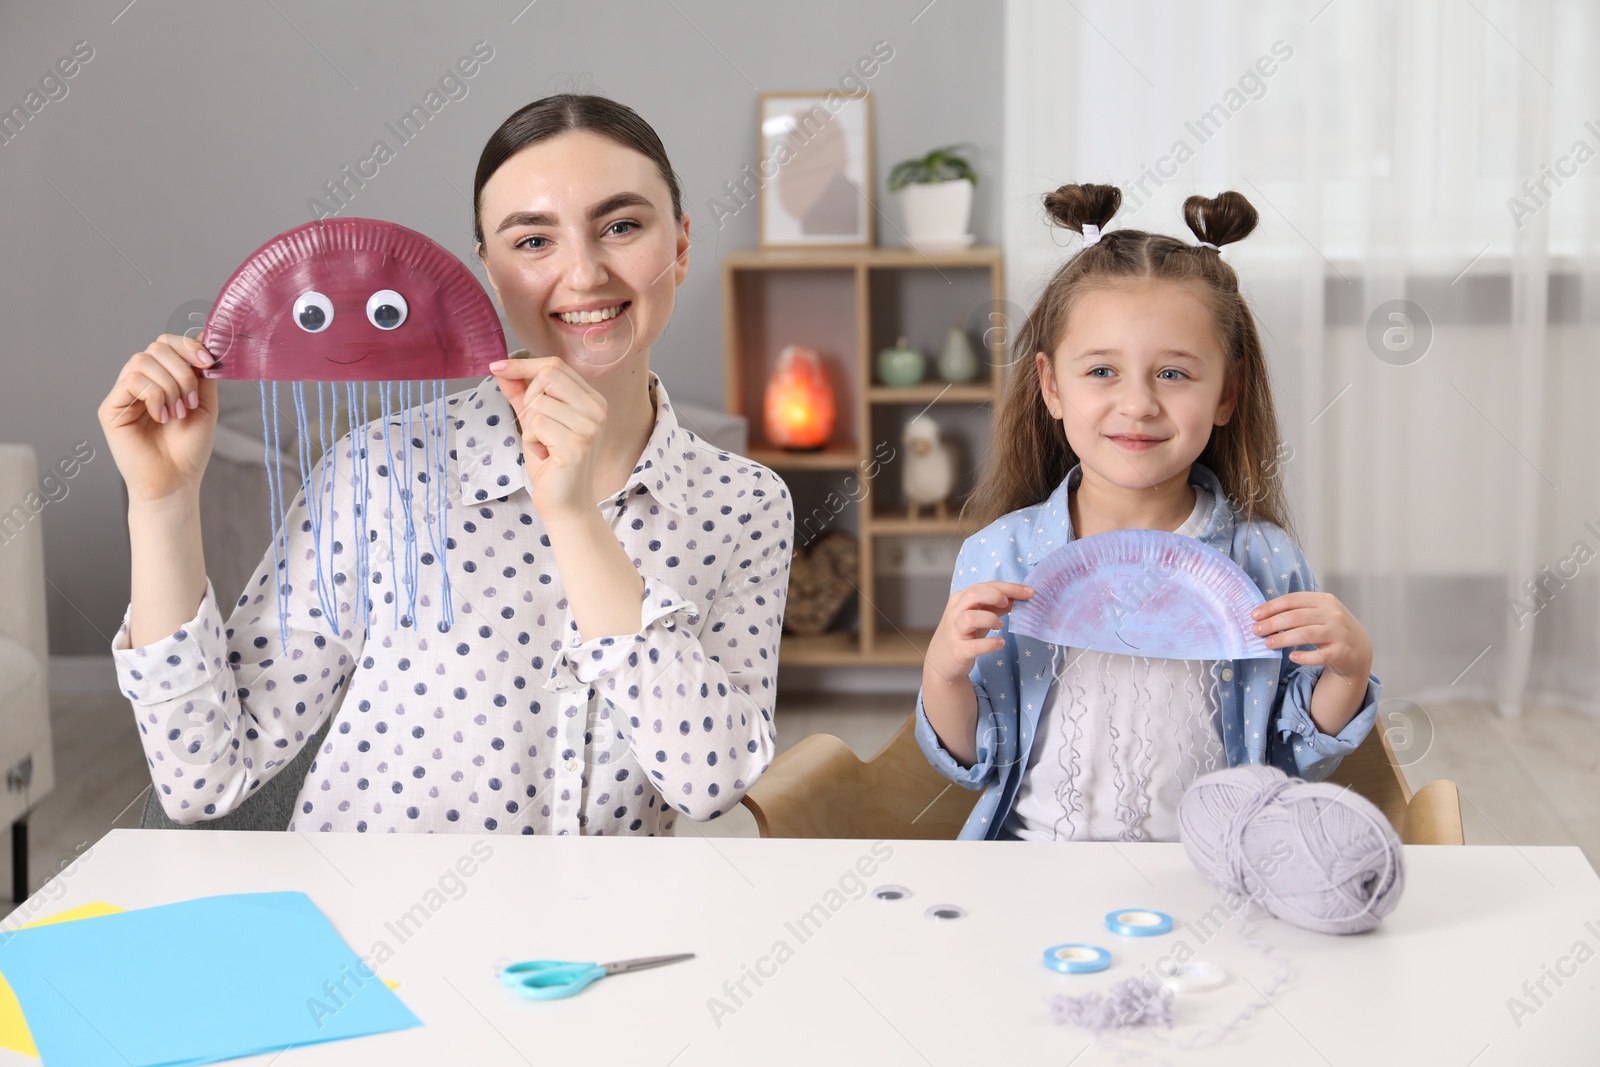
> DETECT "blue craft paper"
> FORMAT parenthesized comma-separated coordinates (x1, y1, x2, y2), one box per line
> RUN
(0, 891, 421, 1066)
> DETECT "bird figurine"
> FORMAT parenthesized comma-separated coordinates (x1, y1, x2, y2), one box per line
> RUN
(901, 414, 957, 520)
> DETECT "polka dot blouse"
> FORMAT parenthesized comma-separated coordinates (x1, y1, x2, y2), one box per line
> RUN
(111, 374, 794, 835)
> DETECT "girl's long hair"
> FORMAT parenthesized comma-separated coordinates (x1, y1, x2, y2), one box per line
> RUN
(964, 183, 1294, 540)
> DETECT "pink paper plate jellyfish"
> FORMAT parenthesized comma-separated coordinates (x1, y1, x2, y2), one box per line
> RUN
(199, 218, 506, 649)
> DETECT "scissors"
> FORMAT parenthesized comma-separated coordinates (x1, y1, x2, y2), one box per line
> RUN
(498, 953, 695, 1000)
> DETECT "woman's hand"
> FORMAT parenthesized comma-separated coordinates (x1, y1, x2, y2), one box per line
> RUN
(490, 354, 609, 520)
(98, 333, 218, 507)
(1251, 592, 1372, 681)
(925, 581, 1034, 687)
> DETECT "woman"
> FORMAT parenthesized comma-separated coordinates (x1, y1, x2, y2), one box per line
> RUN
(97, 95, 793, 834)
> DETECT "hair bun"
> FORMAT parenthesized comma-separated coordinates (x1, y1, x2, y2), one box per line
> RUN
(1043, 183, 1121, 237)
(1182, 191, 1258, 249)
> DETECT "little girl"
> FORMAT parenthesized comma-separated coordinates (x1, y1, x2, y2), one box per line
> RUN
(918, 183, 1380, 842)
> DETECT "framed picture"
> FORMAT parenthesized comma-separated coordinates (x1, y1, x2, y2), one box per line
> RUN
(757, 90, 874, 248)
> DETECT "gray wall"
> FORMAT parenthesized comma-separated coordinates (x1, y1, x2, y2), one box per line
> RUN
(0, 0, 1003, 656)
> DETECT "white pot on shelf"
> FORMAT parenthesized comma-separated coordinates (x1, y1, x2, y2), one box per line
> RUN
(897, 179, 974, 249)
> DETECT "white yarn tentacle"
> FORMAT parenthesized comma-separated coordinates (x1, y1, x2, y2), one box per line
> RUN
(1048, 645, 1089, 841)
(1202, 660, 1226, 773)
(1126, 654, 1159, 840)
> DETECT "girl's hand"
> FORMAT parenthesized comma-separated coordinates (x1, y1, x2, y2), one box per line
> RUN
(1251, 592, 1372, 682)
(97, 334, 218, 507)
(925, 581, 1034, 686)
(490, 354, 608, 521)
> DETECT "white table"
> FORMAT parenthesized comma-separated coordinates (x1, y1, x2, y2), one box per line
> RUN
(3, 829, 1597, 1066)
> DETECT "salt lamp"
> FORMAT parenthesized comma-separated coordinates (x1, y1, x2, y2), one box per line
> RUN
(764, 344, 836, 450)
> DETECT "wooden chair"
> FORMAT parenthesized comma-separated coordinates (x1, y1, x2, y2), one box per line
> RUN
(740, 716, 979, 839)
(1323, 720, 1464, 845)
(742, 711, 1465, 845)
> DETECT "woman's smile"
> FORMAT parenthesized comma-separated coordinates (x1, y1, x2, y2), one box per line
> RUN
(549, 299, 632, 335)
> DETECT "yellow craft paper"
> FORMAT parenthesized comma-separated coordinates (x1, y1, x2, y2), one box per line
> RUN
(0, 902, 397, 1058)
(0, 902, 126, 1057)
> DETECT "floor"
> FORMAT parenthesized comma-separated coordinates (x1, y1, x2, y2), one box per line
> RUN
(11, 689, 1600, 909)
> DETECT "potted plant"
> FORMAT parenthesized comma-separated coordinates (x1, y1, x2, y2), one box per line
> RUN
(888, 143, 977, 249)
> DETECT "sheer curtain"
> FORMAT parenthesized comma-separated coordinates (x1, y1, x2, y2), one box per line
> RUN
(1002, 0, 1600, 718)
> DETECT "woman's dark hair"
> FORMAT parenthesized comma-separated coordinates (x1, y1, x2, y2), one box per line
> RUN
(472, 94, 684, 251)
(964, 182, 1295, 539)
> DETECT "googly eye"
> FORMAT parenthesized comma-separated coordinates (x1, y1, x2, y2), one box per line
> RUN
(366, 289, 408, 330)
(871, 885, 912, 902)
(924, 904, 966, 922)
(293, 291, 334, 332)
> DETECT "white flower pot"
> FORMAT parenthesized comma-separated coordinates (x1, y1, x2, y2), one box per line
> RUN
(898, 179, 974, 248)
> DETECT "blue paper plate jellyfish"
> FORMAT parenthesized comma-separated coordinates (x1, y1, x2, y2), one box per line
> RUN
(1005, 529, 1278, 842)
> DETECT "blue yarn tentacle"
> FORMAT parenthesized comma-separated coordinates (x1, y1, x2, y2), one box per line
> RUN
(400, 379, 420, 628)
(323, 380, 341, 633)
(418, 378, 438, 630)
(424, 378, 453, 632)
(362, 379, 374, 637)
(260, 383, 288, 653)
(293, 384, 326, 633)
(439, 379, 453, 630)
(296, 382, 339, 636)
(345, 380, 366, 641)
(355, 379, 369, 638)
(268, 381, 291, 651)
(303, 382, 324, 618)
(380, 380, 400, 630)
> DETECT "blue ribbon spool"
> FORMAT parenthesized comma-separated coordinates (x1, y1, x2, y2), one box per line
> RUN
(1043, 943, 1112, 974)
(1105, 909, 1173, 937)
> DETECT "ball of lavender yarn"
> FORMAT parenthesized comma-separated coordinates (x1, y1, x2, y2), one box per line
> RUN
(1177, 764, 1405, 935)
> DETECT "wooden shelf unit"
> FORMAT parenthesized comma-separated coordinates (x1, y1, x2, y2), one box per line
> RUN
(722, 245, 1007, 666)
(864, 383, 992, 404)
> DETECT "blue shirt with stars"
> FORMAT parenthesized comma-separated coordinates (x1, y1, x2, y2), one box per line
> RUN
(914, 461, 1381, 841)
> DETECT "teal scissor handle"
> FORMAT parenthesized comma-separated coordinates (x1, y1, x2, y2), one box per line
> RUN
(499, 953, 694, 1001)
(500, 960, 607, 1000)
